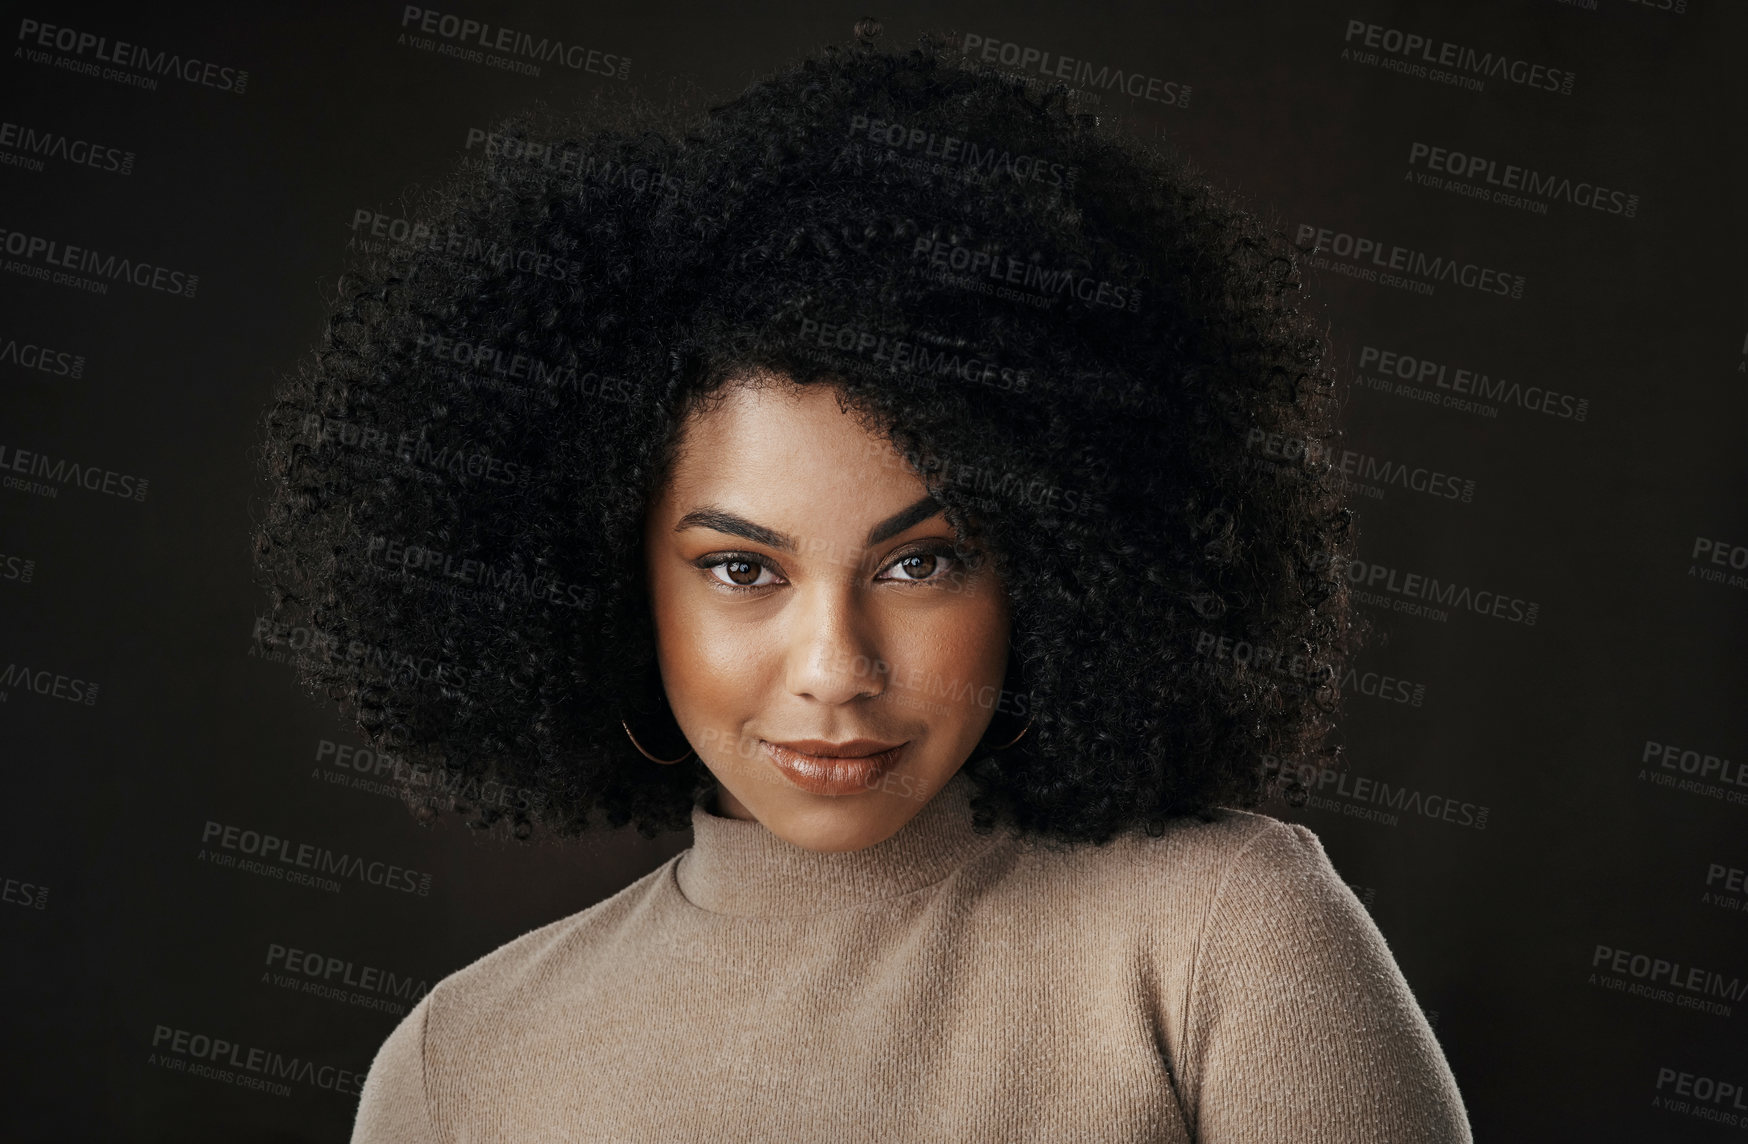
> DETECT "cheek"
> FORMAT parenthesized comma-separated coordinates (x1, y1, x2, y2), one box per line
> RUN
(908, 595, 1011, 715)
(651, 587, 768, 717)
(960, 574, 1012, 665)
(947, 601, 1005, 670)
(967, 591, 1014, 711)
(676, 623, 756, 686)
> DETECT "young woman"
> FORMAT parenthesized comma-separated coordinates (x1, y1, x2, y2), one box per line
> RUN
(254, 29, 1471, 1143)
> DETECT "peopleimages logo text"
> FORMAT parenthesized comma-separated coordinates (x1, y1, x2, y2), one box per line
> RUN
(959, 32, 1189, 107)
(0, 226, 198, 298)
(1343, 19, 1574, 94)
(16, 18, 250, 93)
(1407, 142, 1638, 217)
(1329, 555, 1540, 626)
(399, 7, 628, 77)
(1296, 223, 1525, 299)
(149, 1026, 361, 1096)
(0, 121, 133, 175)
(200, 821, 432, 896)
(0, 443, 148, 500)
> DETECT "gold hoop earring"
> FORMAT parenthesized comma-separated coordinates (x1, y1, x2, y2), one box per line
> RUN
(621, 719, 695, 765)
(982, 715, 1034, 751)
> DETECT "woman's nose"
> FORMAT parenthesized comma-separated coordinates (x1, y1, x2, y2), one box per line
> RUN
(781, 585, 889, 704)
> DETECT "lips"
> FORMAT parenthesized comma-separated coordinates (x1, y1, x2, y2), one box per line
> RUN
(761, 739, 907, 796)
(769, 739, 903, 758)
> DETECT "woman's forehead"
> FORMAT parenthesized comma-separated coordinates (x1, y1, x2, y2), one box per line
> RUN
(669, 377, 896, 467)
(651, 380, 946, 538)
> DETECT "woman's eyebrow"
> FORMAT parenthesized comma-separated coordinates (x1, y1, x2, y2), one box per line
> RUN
(673, 494, 942, 551)
(865, 494, 946, 545)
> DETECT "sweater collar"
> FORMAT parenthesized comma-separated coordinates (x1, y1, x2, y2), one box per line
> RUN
(675, 768, 996, 916)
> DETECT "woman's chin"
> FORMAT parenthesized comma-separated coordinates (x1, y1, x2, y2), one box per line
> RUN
(714, 779, 929, 852)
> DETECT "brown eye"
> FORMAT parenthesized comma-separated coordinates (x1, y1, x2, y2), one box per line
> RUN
(879, 546, 957, 583)
(701, 555, 784, 592)
(896, 553, 938, 580)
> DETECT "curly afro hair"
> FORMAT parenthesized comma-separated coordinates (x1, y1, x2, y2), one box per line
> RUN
(251, 30, 1360, 848)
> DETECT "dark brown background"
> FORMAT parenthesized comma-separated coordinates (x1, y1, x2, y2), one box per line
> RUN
(2, 0, 1744, 1139)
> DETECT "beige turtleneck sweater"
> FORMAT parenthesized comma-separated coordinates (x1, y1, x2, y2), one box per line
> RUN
(350, 768, 1472, 1142)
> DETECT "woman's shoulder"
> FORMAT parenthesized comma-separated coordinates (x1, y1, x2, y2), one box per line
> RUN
(1111, 808, 1356, 952)
(1125, 806, 1320, 870)
(351, 855, 688, 1137)
(1141, 807, 1341, 904)
(995, 805, 1330, 907)
(1155, 818, 1471, 1139)
(960, 806, 1344, 976)
(420, 853, 682, 1025)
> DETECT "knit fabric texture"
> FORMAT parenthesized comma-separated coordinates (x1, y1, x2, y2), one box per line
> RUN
(350, 768, 1473, 1142)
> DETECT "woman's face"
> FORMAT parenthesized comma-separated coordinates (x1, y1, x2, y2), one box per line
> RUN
(642, 374, 1011, 853)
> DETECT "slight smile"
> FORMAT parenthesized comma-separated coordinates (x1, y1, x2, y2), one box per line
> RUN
(760, 739, 909, 796)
